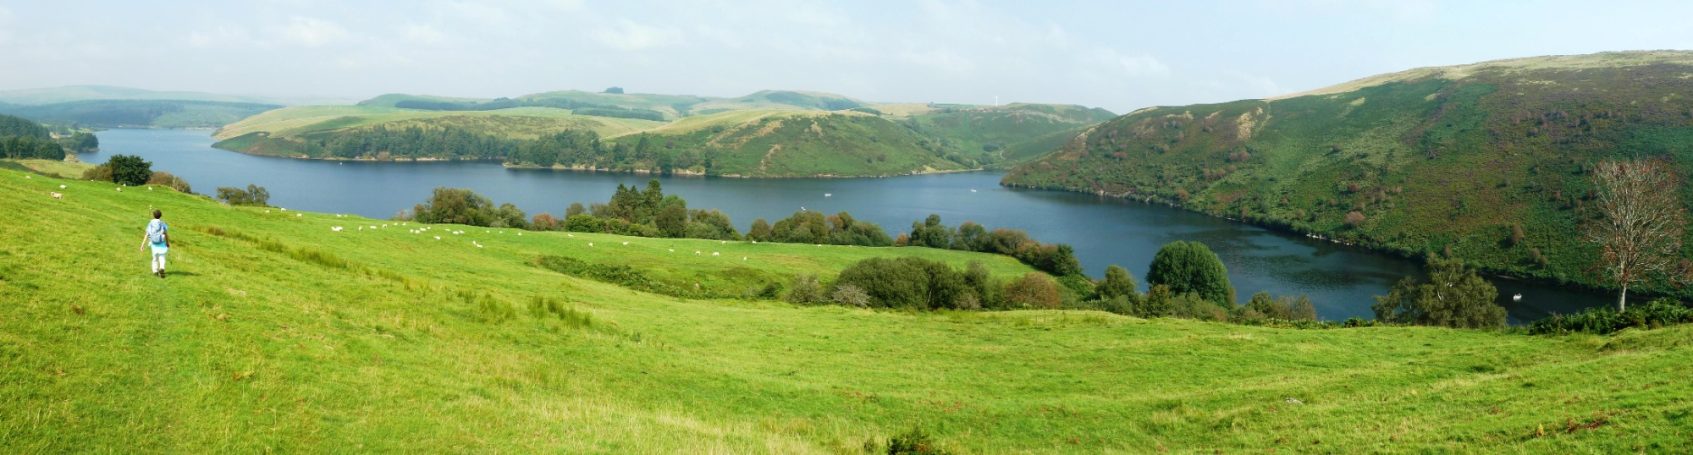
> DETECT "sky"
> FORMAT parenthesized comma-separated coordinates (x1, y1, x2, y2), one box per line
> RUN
(1, 0, 1691, 113)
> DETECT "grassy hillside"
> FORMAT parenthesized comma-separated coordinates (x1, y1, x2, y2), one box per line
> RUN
(899, 103, 1116, 167)
(623, 109, 970, 177)
(212, 89, 1109, 176)
(4, 166, 1693, 452)
(1005, 50, 1693, 297)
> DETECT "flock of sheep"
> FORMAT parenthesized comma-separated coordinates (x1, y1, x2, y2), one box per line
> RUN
(34, 172, 763, 263)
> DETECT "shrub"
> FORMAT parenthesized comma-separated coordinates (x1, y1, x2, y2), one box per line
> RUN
(1244, 292, 1318, 321)
(832, 257, 970, 310)
(787, 274, 826, 304)
(1003, 273, 1061, 309)
(877, 425, 951, 455)
(146, 171, 192, 193)
(216, 184, 271, 206)
(1372, 255, 1505, 328)
(1146, 241, 1235, 307)
(413, 187, 496, 226)
(1140, 284, 1176, 317)
(831, 284, 871, 307)
(1095, 264, 1139, 302)
(1528, 298, 1693, 335)
(530, 213, 558, 231)
(107, 154, 152, 186)
(81, 163, 113, 182)
(1344, 211, 1366, 227)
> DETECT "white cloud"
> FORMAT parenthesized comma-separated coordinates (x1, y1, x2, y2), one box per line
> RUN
(186, 25, 253, 49)
(0, 6, 12, 45)
(277, 16, 348, 47)
(1096, 49, 1171, 78)
(401, 24, 446, 45)
(592, 20, 683, 51)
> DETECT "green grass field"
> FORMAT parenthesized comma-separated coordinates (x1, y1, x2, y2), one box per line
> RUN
(6, 159, 1690, 451)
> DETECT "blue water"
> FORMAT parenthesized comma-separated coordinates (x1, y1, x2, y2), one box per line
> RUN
(86, 128, 1611, 322)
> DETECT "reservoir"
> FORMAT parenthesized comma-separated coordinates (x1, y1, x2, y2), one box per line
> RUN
(87, 128, 1610, 322)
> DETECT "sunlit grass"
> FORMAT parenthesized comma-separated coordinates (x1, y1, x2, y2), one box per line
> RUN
(1, 166, 1690, 452)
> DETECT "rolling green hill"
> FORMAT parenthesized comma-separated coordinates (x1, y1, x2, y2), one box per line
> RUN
(1005, 50, 1693, 297)
(5, 165, 1693, 452)
(897, 103, 1117, 167)
(615, 109, 969, 177)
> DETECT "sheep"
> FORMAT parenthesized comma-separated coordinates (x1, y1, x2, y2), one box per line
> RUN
(433, 235, 441, 240)
(296, 213, 303, 217)
(587, 242, 594, 247)
(668, 248, 675, 253)
(331, 226, 343, 232)
(694, 250, 701, 255)
(472, 241, 484, 248)
(59, 184, 66, 189)
(712, 252, 720, 256)
(566, 233, 575, 238)
(116, 187, 122, 192)
(50, 192, 62, 199)
(621, 241, 629, 246)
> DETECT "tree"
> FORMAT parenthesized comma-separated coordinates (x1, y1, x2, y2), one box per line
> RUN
(566, 202, 586, 217)
(107, 154, 152, 186)
(604, 86, 625, 94)
(1145, 241, 1235, 307)
(413, 187, 496, 226)
(218, 184, 271, 206)
(1003, 272, 1061, 309)
(656, 202, 688, 237)
(1587, 159, 1687, 311)
(748, 218, 772, 241)
(1096, 265, 1139, 301)
(1372, 255, 1505, 328)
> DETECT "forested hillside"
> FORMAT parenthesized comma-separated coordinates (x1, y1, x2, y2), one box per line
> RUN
(1004, 51, 1693, 295)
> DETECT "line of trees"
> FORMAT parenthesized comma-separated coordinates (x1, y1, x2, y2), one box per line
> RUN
(0, 114, 66, 160)
(900, 214, 1082, 277)
(747, 210, 894, 246)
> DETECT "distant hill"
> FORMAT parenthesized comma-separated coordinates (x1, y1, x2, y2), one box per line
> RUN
(215, 89, 1111, 177)
(0, 99, 281, 129)
(0, 85, 340, 106)
(1003, 50, 1693, 295)
(893, 103, 1117, 167)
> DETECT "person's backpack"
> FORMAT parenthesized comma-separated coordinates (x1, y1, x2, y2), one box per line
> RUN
(148, 222, 166, 245)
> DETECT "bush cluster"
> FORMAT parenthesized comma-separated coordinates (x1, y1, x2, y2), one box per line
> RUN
(216, 184, 271, 206)
(902, 214, 1082, 277)
(1529, 299, 1693, 335)
(750, 210, 892, 246)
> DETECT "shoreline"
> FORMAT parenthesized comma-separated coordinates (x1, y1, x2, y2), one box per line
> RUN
(998, 180, 1628, 306)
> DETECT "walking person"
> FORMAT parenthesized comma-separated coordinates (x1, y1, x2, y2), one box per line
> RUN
(141, 209, 170, 278)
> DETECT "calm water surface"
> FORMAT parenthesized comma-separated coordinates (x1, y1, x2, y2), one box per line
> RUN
(89, 128, 1610, 322)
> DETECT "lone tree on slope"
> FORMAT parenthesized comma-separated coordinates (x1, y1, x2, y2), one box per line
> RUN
(1586, 159, 1687, 312)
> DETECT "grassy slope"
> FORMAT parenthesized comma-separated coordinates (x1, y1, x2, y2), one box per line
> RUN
(4, 167, 1692, 452)
(211, 89, 1109, 176)
(1005, 50, 1693, 296)
(637, 110, 970, 177)
(899, 103, 1116, 167)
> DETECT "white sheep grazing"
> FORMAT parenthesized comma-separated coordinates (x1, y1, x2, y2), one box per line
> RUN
(587, 242, 594, 247)
(296, 213, 303, 217)
(115, 187, 122, 192)
(146, 186, 152, 191)
(720, 240, 727, 245)
(667, 249, 674, 253)
(712, 252, 720, 256)
(694, 250, 701, 255)
(331, 226, 343, 232)
(473, 241, 484, 248)
(566, 233, 574, 238)
(50, 192, 62, 199)
(434, 235, 441, 240)
(59, 184, 66, 189)
(621, 241, 629, 246)
(280, 207, 287, 211)
(742, 257, 747, 261)
(516, 232, 523, 236)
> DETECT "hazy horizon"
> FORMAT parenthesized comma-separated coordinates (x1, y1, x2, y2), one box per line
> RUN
(2, 0, 1691, 112)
